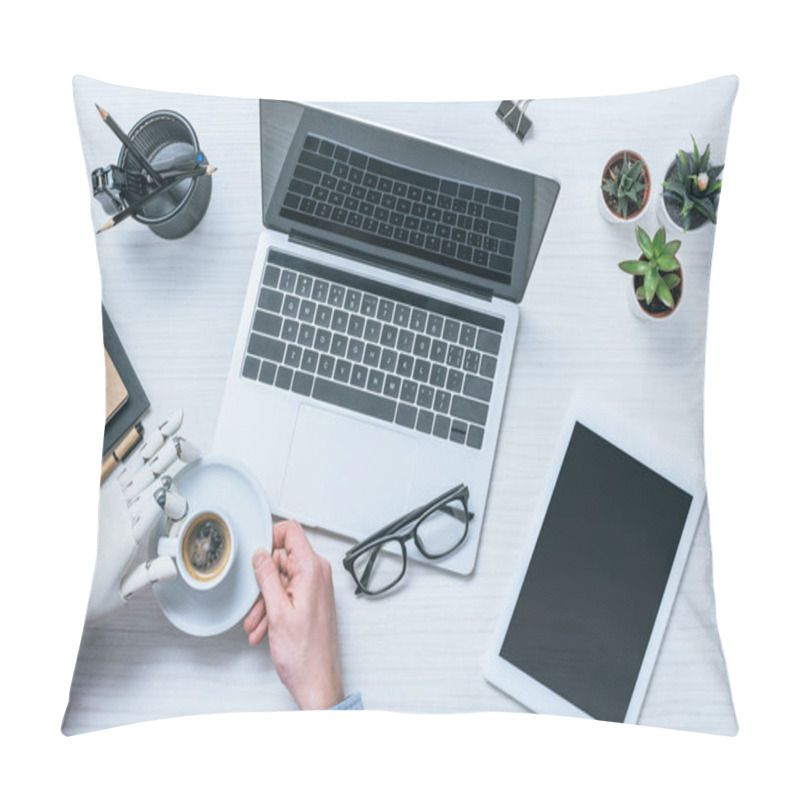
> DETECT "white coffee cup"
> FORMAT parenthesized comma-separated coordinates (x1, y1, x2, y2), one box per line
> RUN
(158, 510, 235, 591)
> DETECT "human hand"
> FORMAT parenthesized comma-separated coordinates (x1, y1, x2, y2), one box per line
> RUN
(243, 520, 345, 710)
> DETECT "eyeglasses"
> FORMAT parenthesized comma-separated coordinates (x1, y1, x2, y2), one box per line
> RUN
(342, 484, 472, 596)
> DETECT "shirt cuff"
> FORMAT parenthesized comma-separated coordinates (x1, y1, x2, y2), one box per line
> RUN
(329, 692, 363, 710)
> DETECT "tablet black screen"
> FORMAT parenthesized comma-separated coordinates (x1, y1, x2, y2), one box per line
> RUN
(499, 422, 693, 722)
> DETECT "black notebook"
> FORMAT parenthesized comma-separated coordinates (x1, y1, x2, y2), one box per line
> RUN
(102, 305, 149, 454)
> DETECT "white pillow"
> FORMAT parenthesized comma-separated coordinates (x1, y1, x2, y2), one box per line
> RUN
(65, 75, 738, 735)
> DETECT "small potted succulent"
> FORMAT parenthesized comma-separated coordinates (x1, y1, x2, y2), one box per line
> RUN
(659, 136, 724, 233)
(599, 150, 651, 223)
(618, 226, 682, 320)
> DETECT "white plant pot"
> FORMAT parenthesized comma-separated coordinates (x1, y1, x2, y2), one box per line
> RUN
(656, 188, 686, 236)
(658, 164, 714, 236)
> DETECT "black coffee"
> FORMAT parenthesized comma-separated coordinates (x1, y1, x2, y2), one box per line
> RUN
(181, 513, 231, 581)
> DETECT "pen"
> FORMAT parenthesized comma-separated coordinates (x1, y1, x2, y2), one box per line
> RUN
(149, 151, 207, 175)
(101, 421, 144, 484)
(95, 104, 165, 187)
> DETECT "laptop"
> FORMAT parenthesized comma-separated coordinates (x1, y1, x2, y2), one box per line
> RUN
(214, 102, 559, 575)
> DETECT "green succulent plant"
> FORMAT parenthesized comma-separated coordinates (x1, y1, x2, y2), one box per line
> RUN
(602, 152, 648, 219)
(618, 226, 682, 310)
(662, 136, 724, 230)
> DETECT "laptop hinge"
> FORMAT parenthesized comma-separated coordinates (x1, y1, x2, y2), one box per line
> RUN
(287, 231, 495, 302)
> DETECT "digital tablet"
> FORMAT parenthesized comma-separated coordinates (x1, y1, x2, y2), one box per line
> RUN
(484, 404, 705, 724)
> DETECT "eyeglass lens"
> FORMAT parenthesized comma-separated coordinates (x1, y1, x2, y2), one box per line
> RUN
(353, 539, 405, 594)
(415, 497, 469, 557)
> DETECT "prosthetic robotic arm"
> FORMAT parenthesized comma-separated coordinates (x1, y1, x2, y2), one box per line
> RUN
(86, 410, 202, 626)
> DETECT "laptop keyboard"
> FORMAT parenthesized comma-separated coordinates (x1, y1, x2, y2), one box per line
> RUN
(241, 249, 505, 450)
(278, 133, 521, 283)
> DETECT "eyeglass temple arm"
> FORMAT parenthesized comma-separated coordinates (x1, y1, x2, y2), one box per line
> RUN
(441, 505, 474, 523)
(351, 484, 468, 551)
(354, 545, 382, 595)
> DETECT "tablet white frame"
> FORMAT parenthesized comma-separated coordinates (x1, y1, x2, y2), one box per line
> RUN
(483, 396, 706, 724)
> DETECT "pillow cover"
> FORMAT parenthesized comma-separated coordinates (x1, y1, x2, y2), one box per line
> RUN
(65, 75, 738, 735)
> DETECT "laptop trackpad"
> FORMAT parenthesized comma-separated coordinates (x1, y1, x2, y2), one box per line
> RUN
(279, 404, 417, 538)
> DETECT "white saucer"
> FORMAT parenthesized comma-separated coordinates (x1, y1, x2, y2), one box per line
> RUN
(149, 456, 271, 637)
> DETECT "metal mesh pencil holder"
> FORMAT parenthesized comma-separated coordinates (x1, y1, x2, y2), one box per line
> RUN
(118, 110, 212, 239)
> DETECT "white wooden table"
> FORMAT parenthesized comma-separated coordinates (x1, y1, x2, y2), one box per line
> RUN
(64, 76, 738, 735)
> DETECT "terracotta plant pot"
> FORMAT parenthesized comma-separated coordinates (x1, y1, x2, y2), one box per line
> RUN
(599, 150, 651, 223)
(629, 256, 683, 320)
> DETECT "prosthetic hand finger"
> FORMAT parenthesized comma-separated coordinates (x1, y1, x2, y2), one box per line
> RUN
(129, 477, 189, 543)
(119, 556, 178, 601)
(116, 409, 183, 486)
(174, 436, 201, 464)
(122, 435, 201, 499)
(139, 409, 184, 460)
(160, 485, 188, 521)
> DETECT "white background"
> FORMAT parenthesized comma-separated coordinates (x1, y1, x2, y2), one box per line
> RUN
(2, 1, 796, 797)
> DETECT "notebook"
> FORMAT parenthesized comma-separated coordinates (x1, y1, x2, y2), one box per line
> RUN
(104, 348, 128, 422)
(102, 305, 149, 455)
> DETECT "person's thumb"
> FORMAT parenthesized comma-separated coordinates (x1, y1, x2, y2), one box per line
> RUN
(252, 548, 287, 618)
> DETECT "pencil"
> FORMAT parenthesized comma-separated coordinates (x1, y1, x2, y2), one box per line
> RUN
(95, 104, 165, 187)
(95, 164, 216, 234)
(101, 421, 144, 484)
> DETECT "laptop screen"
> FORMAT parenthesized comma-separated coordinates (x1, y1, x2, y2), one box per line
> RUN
(261, 102, 559, 304)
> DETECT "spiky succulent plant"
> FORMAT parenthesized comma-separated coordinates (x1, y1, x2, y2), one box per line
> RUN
(619, 227, 682, 310)
(602, 152, 648, 219)
(662, 136, 724, 230)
